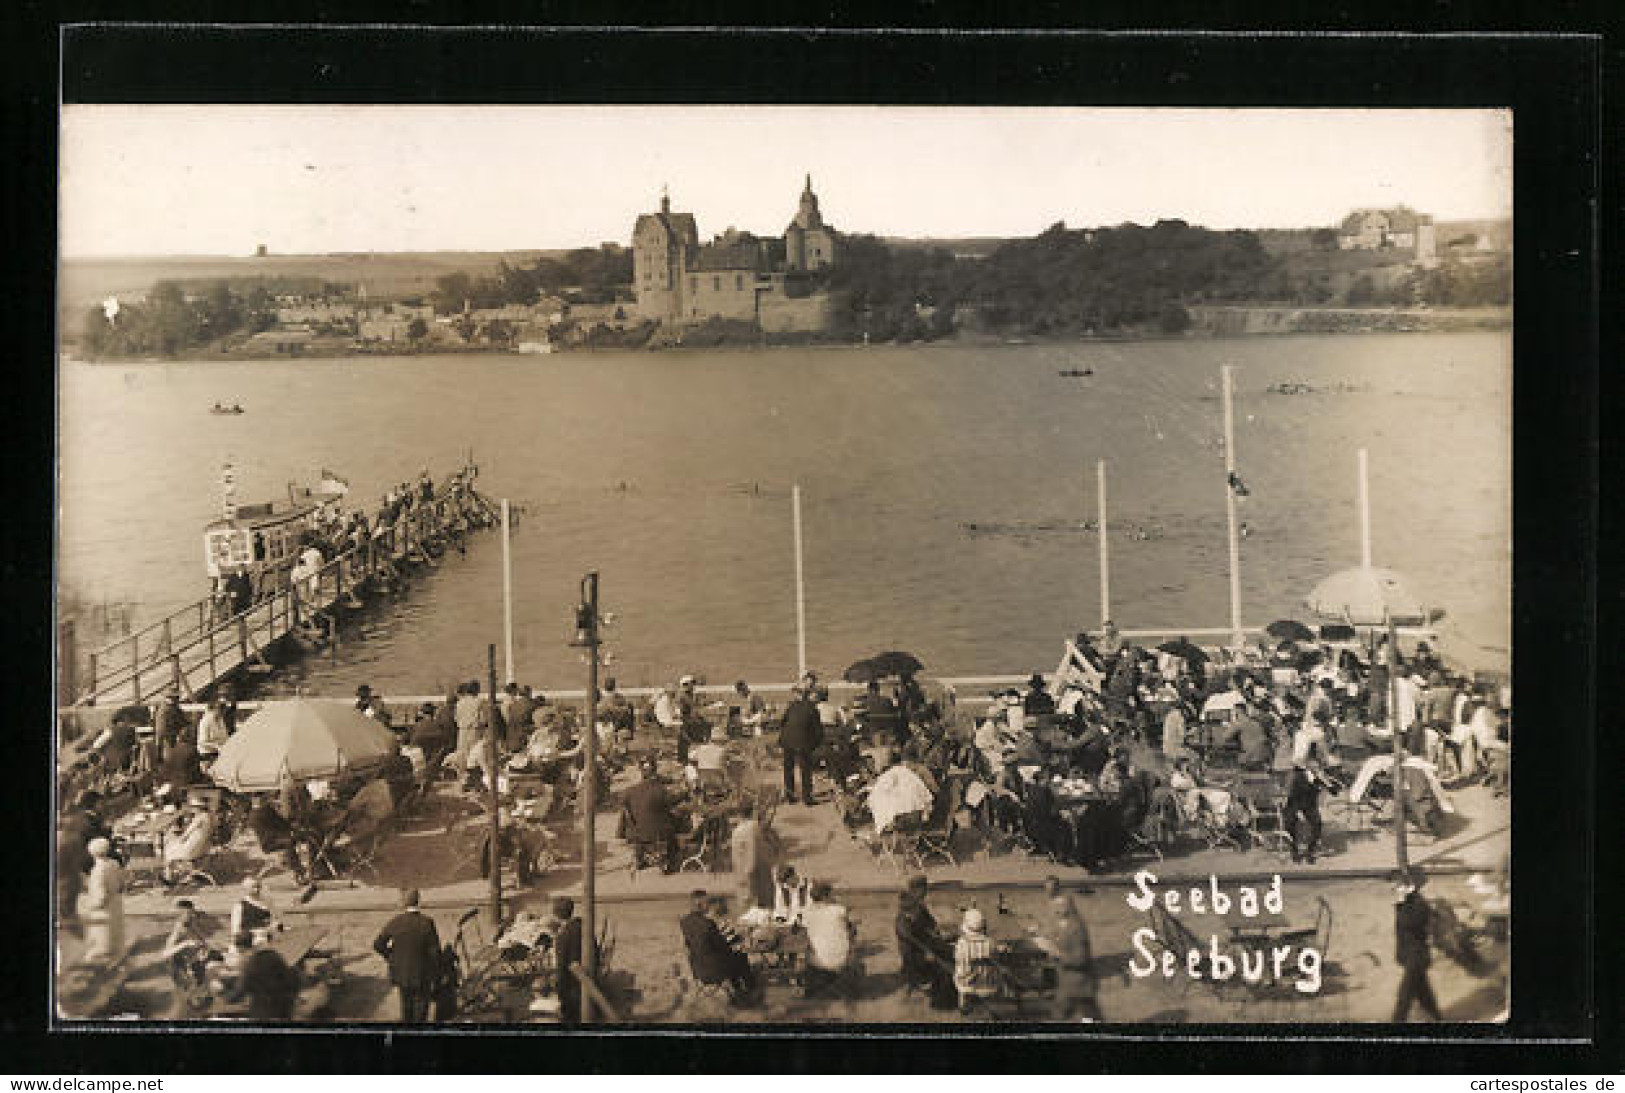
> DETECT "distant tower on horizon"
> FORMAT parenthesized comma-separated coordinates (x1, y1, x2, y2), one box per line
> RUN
(254, 243, 269, 258)
(784, 174, 837, 272)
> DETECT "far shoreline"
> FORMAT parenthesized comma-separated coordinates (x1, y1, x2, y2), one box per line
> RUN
(62, 306, 1510, 366)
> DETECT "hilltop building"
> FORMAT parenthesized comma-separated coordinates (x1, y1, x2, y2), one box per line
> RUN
(1337, 207, 1437, 264)
(632, 176, 839, 332)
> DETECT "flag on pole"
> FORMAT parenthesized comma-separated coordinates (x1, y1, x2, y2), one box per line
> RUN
(316, 468, 350, 497)
(221, 459, 238, 517)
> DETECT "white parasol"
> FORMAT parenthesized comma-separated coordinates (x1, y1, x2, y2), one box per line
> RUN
(868, 763, 934, 834)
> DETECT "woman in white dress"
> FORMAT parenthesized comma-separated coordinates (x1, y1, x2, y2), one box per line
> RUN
(79, 838, 126, 963)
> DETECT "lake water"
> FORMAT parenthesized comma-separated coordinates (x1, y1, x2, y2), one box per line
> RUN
(57, 333, 1511, 694)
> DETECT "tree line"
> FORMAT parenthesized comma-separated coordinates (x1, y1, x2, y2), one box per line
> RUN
(428, 246, 633, 314)
(80, 279, 290, 357)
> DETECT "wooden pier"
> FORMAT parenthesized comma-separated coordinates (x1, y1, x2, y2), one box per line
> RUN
(68, 479, 497, 712)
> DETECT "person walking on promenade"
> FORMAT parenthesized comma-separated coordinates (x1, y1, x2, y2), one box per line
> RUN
(551, 896, 588, 1025)
(1392, 869, 1443, 1022)
(373, 887, 442, 1023)
(778, 687, 823, 805)
(730, 802, 777, 912)
(79, 837, 126, 963)
(1034, 876, 1102, 1022)
(1285, 714, 1332, 864)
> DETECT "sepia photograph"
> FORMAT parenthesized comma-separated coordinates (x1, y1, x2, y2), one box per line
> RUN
(54, 103, 1514, 1028)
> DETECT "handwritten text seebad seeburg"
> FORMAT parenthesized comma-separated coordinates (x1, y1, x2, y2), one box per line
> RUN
(1126, 871, 1323, 994)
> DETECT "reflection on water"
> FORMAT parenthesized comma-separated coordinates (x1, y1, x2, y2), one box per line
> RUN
(57, 334, 1510, 691)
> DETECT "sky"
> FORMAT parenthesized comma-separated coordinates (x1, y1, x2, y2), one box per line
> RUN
(60, 106, 1512, 258)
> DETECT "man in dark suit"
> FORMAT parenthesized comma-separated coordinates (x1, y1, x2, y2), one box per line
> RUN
(621, 761, 680, 873)
(372, 887, 442, 1023)
(778, 690, 823, 805)
(550, 896, 587, 1024)
(1392, 869, 1442, 1021)
(678, 889, 755, 1001)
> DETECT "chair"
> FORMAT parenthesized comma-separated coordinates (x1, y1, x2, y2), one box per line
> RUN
(322, 780, 395, 882)
(162, 813, 221, 890)
(679, 811, 729, 874)
(1170, 788, 1238, 852)
(1235, 772, 1294, 859)
(908, 790, 961, 870)
(1145, 905, 1234, 1000)
(873, 810, 926, 874)
(1277, 895, 1333, 958)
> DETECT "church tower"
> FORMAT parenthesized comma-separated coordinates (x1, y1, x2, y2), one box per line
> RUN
(784, 174, 837, 272)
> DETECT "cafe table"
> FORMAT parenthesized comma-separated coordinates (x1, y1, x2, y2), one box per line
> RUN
(742, 922, 809, 985)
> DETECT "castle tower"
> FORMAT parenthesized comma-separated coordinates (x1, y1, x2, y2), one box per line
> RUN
(784, 174, 837, 272)
(633, 187, 698, 323)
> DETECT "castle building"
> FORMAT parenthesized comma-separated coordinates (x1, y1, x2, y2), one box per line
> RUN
(633, 176, 839, 332)
(1337, 207, 1437, 264)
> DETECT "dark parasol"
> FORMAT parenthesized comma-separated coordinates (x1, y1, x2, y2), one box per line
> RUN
(842, 651, 925, 683)
(1156, 637, 1208, 665)
(1265, 619, 1316, 642)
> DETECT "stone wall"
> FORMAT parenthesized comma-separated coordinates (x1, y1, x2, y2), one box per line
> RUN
(758, 292, 834, 334)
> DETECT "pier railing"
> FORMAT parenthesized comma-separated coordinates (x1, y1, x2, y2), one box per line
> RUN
(72, 500, 460, 709)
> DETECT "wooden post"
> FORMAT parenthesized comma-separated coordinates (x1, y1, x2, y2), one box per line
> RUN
(208, 624, 217, 687)
(1096, 459, 1111, 627)
(1221, 365, 1243, 646)
(792, 485, 807, 679)
(1358, 447, 1374, 571)
(568, 963, 620, 1022)
(579, 573, 600, 1024)
(161, 618, 173, 658)
(131, 632, 142, 703)
(1388, 610, 1409, 873)
(501, 499, 514, 685)
(331, 558, 341, 664)
(485, 644, 503, 929)
(88, 651, 98, 697)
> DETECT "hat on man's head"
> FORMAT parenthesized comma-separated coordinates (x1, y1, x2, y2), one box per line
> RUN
(1028, 673, 1046, 689)
(679, 674, 696, 686)
(401, 887, 421, 908)
(356, 684, 372, 697)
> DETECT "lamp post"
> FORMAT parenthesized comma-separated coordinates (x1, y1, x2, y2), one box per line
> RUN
(485, 643, 502, 928)
(568, 572, 602, 1023)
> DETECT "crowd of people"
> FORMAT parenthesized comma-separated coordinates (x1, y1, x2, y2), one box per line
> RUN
(209, 466, 497, 629)
(55, 616, 1509, 1023)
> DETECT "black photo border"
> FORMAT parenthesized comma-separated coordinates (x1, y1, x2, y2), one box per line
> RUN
(5, 18, 1611, 1075)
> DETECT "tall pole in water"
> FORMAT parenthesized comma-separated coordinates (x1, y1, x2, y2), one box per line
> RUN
(1357, 448, 1374, 570)
(501, 499, 514, 684)
(1222, 365, 1243, 645)
(792, 485, 807, 678)
(1096, 460, 1111, 627)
